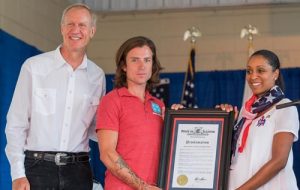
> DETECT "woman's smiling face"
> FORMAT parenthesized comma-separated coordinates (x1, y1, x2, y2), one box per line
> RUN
(246, 55, 279, 97)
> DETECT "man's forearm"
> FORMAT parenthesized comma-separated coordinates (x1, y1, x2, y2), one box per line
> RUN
(112, 156, 148, 190)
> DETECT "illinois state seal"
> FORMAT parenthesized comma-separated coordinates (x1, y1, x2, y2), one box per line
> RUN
(177, 174, 188, 186)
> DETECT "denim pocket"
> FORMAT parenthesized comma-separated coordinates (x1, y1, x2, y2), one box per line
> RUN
(75, 160, 91, 168)
(24, 157, 42, 170)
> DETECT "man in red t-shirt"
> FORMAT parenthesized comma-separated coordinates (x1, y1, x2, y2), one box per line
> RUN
(96, 36, 164, 190)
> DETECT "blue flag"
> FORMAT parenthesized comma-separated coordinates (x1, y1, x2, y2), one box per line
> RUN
(181, 48, 198, 108)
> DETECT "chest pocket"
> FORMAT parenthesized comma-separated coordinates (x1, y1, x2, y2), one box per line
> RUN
(33, 88, 56, 115)
(82, 95, 99, 127)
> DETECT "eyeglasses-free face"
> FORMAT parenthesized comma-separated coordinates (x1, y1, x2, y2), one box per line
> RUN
(246, 55, 279, 98)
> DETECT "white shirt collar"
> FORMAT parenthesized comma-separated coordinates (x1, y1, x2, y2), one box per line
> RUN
(54, 45, 88, 70)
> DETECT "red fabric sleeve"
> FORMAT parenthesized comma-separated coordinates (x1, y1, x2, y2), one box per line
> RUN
(96, 90, 121, 132)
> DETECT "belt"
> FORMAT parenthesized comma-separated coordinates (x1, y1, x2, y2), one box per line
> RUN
(25, 150, 90, 166)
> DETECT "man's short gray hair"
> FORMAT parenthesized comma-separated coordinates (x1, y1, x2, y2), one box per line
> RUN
(61, 3, 97, 27)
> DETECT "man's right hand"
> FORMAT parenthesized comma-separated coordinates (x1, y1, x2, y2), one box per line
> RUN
(12, 177, 30, 190)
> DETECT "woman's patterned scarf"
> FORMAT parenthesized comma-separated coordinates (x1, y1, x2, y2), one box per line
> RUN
(231, 85, 284, 157)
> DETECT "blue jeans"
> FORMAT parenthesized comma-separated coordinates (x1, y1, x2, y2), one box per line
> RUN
(25, 157, 93, 190)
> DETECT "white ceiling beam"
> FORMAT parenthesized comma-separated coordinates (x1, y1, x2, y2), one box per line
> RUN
(68, 0, 300, 12)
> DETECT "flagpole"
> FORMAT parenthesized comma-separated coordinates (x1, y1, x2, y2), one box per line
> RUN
(181, 26, 201, 107)
(180, 47, 192, 103)
(240, 24, 258, 106)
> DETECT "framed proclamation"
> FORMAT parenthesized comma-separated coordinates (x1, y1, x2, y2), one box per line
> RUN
(157, 109, 234, 190)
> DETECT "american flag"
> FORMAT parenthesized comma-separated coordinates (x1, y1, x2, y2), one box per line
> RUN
(150, 78, 170, 106)
(181, 48, 198, 108)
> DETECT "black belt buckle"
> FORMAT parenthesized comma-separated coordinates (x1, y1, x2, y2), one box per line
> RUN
(55, 153, 68, 166)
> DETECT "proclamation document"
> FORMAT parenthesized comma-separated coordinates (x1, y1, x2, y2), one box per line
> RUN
(171, 123, 220, 188)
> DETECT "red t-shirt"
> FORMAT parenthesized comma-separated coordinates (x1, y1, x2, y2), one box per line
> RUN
(96, 87, 165, 190)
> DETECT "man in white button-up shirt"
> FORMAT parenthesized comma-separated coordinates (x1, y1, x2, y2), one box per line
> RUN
(5, 3, 105, 190)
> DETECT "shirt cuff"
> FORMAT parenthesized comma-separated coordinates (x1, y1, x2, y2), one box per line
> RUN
(11, 162, 26, 181)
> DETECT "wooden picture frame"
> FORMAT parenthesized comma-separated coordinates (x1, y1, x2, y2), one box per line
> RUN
(157, 109, 234, 190)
